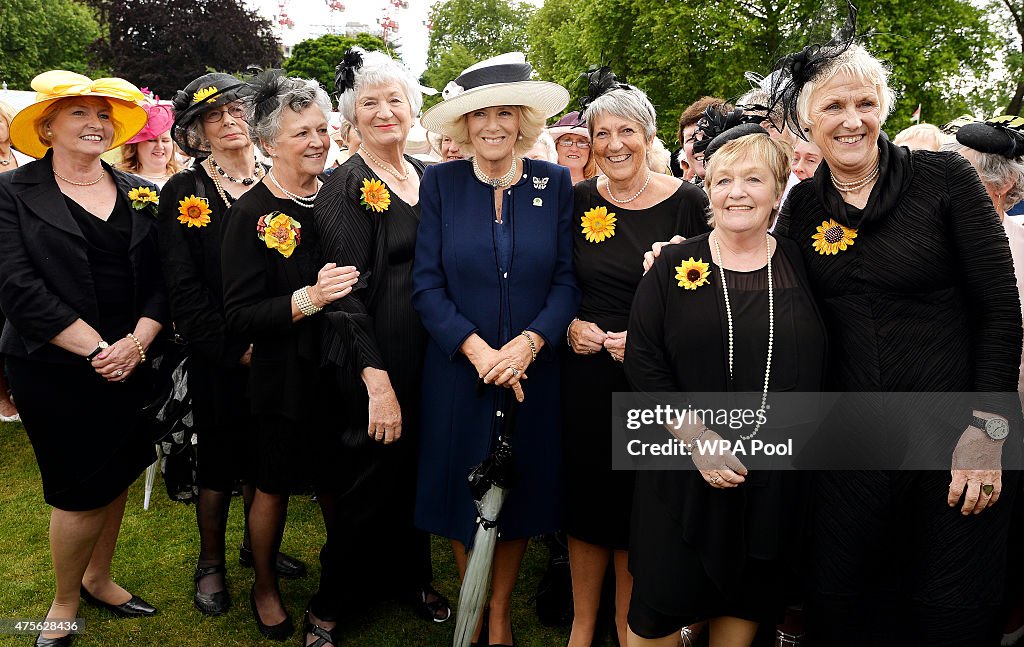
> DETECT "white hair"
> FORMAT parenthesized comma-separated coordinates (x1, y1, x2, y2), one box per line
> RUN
(796, 43, 897, 130)
(337, 48, 424, 124)
(584, 86, 658, 141)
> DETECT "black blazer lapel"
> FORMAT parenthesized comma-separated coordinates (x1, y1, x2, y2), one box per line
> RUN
(111, 167, 156, 251)
(14, 153, 84, 241)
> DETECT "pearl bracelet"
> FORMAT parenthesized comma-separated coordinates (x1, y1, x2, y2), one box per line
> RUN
(293, 286, 323, 317)
(520, 331, 537, 362)
(125, 333, 146, 363)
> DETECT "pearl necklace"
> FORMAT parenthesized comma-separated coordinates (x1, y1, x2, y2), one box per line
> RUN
(0, 149, 12, 166)
(473, 156, 519, 188)
(711, 231, 774, 441)
(361, 147, 409, 181)
(268, 169, 321, 209)
(205, 158, 235, 207)
(211, 155, 264, 186)
(604, 169, 651, 204)
(830, 164, 879, 193)
(53, 168, 105, 186)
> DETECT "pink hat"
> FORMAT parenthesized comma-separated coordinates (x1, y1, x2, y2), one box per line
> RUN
(547, 111, 589, 141)
(126, 102, 174, 144)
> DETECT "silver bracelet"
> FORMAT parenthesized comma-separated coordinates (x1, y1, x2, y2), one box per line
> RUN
(685, 426, 710, 449)
(566, 317, 579, 349)
(520, 331, 537, 362)
(293, 286, 323, 317)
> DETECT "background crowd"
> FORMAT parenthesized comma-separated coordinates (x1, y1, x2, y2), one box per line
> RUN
(1, 2, 1024, 646)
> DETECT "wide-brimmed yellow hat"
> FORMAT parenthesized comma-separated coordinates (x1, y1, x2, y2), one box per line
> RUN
(9, 70, 147, 159)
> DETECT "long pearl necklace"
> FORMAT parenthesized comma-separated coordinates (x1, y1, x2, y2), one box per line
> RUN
(361, 147, 409, 181)
(473, 156, 519, 188)
(604, 169, 651, 204)
(711, 231, 774, 441)
(830, 164, 879, 193)
(268, 168, 321, 209)
(205, 158, 235, 207)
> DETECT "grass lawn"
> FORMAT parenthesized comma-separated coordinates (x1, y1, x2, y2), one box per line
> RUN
(0, 421, 584, 647)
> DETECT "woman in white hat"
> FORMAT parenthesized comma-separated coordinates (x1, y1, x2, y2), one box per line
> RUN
(413, 52, 579, 647)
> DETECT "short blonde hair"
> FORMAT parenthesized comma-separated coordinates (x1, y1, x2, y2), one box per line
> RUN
(796, 44, 896, 131)
(448, 105, 545, 158)
(703, 134, 792, 228)
(33, 97, 124, 152)
(0, 101, 16, 144)
(893, 123, 943, 151)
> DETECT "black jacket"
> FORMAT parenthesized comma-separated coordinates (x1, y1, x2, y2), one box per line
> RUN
(0, 151, 168, 363)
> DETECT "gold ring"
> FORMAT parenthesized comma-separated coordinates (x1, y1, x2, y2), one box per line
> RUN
(983, 484, 995, 496)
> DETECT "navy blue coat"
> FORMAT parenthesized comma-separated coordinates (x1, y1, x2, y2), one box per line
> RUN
(412, 158, 580, 544)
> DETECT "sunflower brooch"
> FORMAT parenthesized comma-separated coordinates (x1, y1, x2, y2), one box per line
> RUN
(257, 211, 301, 258)
(675, 258, 711, 290)
(360, 178, 391, 213)
(177, 195, 212, 228)
(192, 86, 219, 104)
(580, 206, 616, 243)
(811, 218, 857, 255)
(128, 186, 159, 215)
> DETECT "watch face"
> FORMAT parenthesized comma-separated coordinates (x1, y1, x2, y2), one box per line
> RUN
(98, 341, 109, 349)
(986, 418, 1010, 441)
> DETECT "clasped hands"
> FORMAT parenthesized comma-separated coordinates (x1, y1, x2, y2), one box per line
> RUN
(462, 334, 535, 403)
(568, 320, 626, 362)
(91, 337, 141, 383)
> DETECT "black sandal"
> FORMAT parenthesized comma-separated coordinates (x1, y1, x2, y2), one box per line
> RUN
(302, 609, 338, 647)
(409, 585, 451, 624)
(193, 563, 230, 616)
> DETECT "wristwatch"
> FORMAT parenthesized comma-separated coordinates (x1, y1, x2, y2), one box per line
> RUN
(86, 341, 109, 362)
(971, 414, 1009, 441)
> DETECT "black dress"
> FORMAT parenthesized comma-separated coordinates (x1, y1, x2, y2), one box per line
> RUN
(220, 181, 335, 496)
(313, 154, 433, 596)
(8, 195, 154, 511)
(777, 139, 1023, 645)
(624, 234, 826, 635)
(563, 179, 709, 549)
(157, 163, 255, 494)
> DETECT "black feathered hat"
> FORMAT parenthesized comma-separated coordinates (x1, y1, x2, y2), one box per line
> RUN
(693, 106, 766, 157)
(956, 115, 1024, 160)
(171, 72, 251, 157)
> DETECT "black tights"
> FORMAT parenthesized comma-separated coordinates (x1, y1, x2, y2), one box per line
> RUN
(194, 483, 255, 593)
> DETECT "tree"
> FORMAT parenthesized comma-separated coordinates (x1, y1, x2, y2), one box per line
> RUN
(0, 0, 104, 89)
(526, 0, 1005, 141)
(421, 0, 536, 108)
(995, 0, 1023, 114)
(283, 33, 391, 95)
(85, 0, 282, 98)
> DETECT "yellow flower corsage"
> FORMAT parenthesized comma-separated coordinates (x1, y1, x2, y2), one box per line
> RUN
(675, 257, 711, 290)
(811, 218, 857, 255)
(128, 186, 159, 211)
(360, 178, 391, 213)
(192, 86, 219, 104)
(580, 206, 616, 243)
(257, 211, 301, 258)
(177, 195, 212, 228)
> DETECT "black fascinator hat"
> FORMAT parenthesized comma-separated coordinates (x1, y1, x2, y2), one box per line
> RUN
(577, 66, 632, 115)
(171, 72, 251, 158)
(335, 48, 364, 96)
(693, 105, 767, 158)
(245, 68, 291, 130)
(956, 115, 1024, 160)
(766, 0, 860, 138)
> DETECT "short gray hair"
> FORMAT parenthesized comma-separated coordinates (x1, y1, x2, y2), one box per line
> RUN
(796, 43, 896, 131)
(247, 77, 332, 156)
(337, 49, 423, 125)
(584, 86, 658, 141)
(946, 140, 1024, 211)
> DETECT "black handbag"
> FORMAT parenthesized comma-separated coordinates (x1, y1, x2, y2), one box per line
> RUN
(138, 333, 193, 444)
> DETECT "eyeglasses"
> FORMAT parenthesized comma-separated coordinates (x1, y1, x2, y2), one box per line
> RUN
(202, 104, 245, 124)
(557, 139, 590, 149)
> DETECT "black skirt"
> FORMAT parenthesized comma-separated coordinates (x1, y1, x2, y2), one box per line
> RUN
(8, 356, 154, 511)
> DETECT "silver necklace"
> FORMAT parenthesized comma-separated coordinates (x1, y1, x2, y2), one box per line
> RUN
(830, 164, 879, 193)
(361, 147, 409, 181)
(53, 169, 104, 186)
(604, 169, 651, 204)
(0, 149, 12, 166)
(473, 156, 519, 188)
(268, 169, 321, 209)
(711, 231, 774, 441)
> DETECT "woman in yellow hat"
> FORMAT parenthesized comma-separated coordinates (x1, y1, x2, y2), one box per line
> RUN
(0, 70, 167, 647)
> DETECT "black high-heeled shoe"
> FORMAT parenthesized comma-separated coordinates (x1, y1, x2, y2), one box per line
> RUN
(80, 585, 157, 618)
(250, 585, 293, 641)
(193, 563, 230, 616)
(239, 545, 308, 579)
(34, 633, 73, 647)
(302, 608, 338, 647)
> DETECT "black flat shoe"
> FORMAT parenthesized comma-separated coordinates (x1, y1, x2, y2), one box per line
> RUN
(239, 545, 308, 579)
(250, 585, 293, 641)
(302, 609, 339, 647)
(193, 563, 231, 616)
(80, 585, 157, 618)
(35, 634, 74, 647)
(408, 584, 451, 623)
